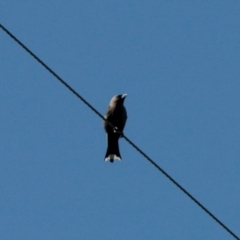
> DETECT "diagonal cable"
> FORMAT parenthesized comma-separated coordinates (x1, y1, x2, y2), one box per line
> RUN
(0, 23, 239, 240)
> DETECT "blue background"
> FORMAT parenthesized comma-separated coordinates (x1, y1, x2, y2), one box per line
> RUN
(1, 1, 240, 239)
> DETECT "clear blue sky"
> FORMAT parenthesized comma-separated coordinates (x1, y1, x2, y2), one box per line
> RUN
(1, 1, 240, 239)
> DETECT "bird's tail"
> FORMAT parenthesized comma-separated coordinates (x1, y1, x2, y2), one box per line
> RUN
(104, 134, 121, 162)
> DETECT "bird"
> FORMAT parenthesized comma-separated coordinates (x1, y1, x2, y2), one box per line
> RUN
(103, 94, 127, 162)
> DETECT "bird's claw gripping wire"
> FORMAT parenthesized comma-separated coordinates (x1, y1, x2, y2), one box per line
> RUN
(113, 126, 124, 137)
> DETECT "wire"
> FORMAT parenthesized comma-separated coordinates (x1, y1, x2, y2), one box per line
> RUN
(1, 23, 239, 240)
(123, 134, 240, 239)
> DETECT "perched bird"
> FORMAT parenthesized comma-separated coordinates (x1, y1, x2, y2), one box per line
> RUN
(103, 94, 127, 162)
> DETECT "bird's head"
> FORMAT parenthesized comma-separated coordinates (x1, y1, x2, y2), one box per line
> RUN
(110, 94, 127, 106)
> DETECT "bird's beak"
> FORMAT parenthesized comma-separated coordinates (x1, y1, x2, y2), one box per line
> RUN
(121, 94, 127, 99)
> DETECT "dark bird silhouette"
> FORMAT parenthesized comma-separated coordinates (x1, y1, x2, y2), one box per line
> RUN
(103, 94, 127, 162)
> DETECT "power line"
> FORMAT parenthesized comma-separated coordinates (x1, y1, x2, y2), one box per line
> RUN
(0, 23, 239, 240)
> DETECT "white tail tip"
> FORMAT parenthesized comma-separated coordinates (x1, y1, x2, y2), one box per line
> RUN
(105, 154, 121, 162)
